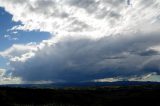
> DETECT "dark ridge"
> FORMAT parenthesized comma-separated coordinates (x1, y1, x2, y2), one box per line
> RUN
(1, 81, 160, 89)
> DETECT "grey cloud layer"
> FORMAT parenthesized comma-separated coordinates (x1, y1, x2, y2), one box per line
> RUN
(8, 32, 160, 82)
(0, 0, 160, 82)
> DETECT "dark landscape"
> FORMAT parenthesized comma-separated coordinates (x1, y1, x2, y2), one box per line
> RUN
(0, 81, 160, 106)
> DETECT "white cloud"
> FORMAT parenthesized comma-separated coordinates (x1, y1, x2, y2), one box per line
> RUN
(0, 68, 21, 84)
(1, 0, 160, 37)
(0, 77, 21, 85)
(4, 34, 10, 38)
(4, 34, 18, 41)
(0, 68, 5, 76)
(0, 43, 37, 59)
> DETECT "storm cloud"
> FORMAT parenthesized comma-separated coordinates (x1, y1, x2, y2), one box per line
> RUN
(5, 32, 160, 82)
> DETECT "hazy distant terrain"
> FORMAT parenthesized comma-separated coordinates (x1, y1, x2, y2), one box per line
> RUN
(0, 82, 160, 106)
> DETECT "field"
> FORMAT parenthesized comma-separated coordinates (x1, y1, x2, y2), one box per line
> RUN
(0, 84, 160, 106)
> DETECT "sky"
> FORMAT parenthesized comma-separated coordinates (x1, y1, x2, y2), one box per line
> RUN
(0, 0, 160, 84)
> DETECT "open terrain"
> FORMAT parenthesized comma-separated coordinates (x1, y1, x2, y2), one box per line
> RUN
(0, 82, 160, 106)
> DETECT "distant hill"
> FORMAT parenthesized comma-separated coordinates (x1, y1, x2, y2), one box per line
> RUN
(1, 81, 160, 89)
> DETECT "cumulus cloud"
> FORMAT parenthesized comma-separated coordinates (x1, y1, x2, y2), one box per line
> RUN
(0, 68, 21, 84)
(0, 0, 160, 82)
(0, 43, 37, 59)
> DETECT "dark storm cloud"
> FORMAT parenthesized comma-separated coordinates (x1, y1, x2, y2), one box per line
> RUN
(138, 49, 159, 56)
(6, 32, 160, 82)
